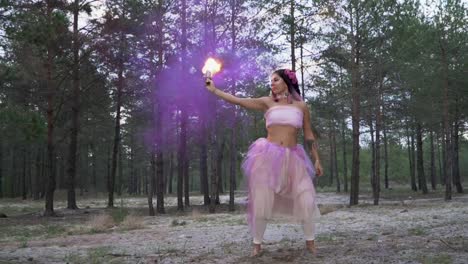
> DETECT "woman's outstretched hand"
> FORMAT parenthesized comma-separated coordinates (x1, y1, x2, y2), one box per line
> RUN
(315, 161, 323, 177)
(205, 78, 216, 93)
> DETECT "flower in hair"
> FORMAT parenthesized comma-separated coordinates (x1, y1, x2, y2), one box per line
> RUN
(284, 69, 298, 84)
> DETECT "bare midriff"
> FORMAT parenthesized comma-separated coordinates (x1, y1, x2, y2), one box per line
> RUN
(266, 125, 299, 148)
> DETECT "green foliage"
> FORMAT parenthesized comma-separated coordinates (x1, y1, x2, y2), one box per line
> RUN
(0, 106, 46, 143)
(110, 207, 129, 224)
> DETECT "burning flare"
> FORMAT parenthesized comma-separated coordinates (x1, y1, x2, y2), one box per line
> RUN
(202, 57, 222, 78)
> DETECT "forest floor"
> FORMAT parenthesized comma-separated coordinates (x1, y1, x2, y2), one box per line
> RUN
(0, 186, 467, 264)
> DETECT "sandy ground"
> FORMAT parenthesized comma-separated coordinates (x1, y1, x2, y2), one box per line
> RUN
(0, 189, 467, 264)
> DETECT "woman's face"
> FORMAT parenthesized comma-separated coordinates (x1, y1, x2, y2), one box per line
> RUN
(270, 73, 288, 95)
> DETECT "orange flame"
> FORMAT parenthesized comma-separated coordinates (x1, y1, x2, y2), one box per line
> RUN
(202, 57, 222, 76)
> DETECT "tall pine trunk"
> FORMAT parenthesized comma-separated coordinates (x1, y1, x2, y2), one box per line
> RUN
(430, 129, 437, 190)
(441, 45, 452, 200)
(332, 124, 340, 192)
(383, 116, 389, 189)
(0, 136, 2, 198)
(200, 138, 209, 205)
(349, 2, 361, 206)
(416, 122, 428, 194)
(452, 111, 463, 193)
(44, 0, 56, 216)
(66, 0, 80, 210)
(341, 120, 348, 192)
(108, 33, 125, 208)
(289, 0, 296, 71)
(148, 154, 155, 216)
(209, 134, 219, 213)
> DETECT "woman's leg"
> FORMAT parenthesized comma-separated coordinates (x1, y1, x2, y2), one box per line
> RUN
(295, 191, 319, 254)
(250, 187, 274, 255)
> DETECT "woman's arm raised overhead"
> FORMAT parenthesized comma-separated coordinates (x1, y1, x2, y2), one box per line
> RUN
(206, 78, 268, 111)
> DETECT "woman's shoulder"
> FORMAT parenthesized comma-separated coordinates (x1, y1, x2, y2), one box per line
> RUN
(297, 101, 308, 111)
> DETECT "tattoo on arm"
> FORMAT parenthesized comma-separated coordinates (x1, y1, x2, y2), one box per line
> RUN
(306, 139, 318, 151)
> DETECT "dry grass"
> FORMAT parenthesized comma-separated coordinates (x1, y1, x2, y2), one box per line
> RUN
(119, 215, 145, 231)
(88, 214, 116, 233)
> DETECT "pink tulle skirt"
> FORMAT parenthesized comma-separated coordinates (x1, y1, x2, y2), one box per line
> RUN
(242, 138, 320, 232)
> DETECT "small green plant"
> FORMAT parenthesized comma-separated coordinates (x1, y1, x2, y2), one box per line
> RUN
(19, 237, 28, 248)
(408, 226, 426, 236)
(171, 219, 187, 226)
(110, 207, 129, 224)
(88, 247, 111, 264)
(45, 225, 66, 238)
(419, 254, 452, 264)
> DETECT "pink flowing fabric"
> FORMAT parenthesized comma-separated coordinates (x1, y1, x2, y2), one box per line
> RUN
(242, 138, 320, 234)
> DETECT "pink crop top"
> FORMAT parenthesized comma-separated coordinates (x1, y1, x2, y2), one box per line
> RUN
(264, 105, 303, 128)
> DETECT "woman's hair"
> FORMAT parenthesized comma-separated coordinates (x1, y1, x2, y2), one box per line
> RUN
(272, 69, 302, 102)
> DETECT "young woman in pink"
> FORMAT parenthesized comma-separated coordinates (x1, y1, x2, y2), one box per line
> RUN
(205, 69, 323, 256)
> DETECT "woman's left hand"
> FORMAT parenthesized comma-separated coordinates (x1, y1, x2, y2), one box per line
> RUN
(315, 161, 323, 177)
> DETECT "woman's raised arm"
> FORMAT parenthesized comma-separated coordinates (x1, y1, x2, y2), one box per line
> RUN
(206, 78, 268, 111)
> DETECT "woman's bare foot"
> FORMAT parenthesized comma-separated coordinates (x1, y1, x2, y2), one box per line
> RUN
(251, 243, 262, 257)
(306, 240, 317, 255)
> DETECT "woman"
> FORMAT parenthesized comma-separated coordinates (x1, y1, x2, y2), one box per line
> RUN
(205, 69, 323, 256)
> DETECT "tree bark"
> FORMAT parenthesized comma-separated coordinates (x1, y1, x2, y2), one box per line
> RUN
(430, 129, 437, 190)
(44, 0, 56, 216)
(441, 44, 452, 200)
(200, 138, 210, 205)
(290, 0, 296, 71)
(416, 122, 428, 194)
(108, 35, 124, 208)
(374, 70, 383, 205)
(452, 107, 463, 193)
(349, 1, 361, 206)
(177, 112, 185, 211)
(382, 114, 389, 189)
(368, 117, 375, 192)
(209, 134, 219, 213)
(0, 136, 2, 198)
(148, 154, 155, 216)
(332, 124, 340, 192)
(66, 0, 80, 210)
(341, 120, 348, 192)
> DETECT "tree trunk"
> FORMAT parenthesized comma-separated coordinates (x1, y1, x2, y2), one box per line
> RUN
(200, 139, 209, 205)
(383, 116, 389, 189)
(441, 44, 452, 201)
(349, 1, 361, 206)
(0, 136, 2, 198)
(452, 109, 463, 193)
(440, 129, 446, 186)
(148, 153, 155, 216)
(229, 124, 237, 210)
(332, 125, 340, 192)
(328, 121, 334, 186)
(90, 143, 97, 192)
(430, 129, 437, 190)
(290, 0, 296, 71)
(228, 0, 238, 211)
(44, 0, 56, 216)
(108, 40, 124, 208)
(117, 145, 123, 196)
(33, 147, 41, 200)
(210, 135, 219, 213)
(416, 122, 428, 194)
(22, 147, 27, 200)
(66, 0, 80, 210)
(155, 101, 165, 214)
(341, 120, 348, 193)
(168, 152, 174, 194)
(368, 117, 375, 191)
(177, 111, 186, 211)
(374, 73, 383, 205)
